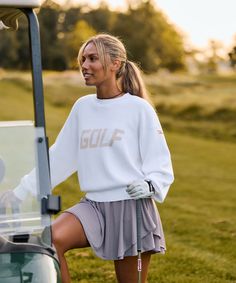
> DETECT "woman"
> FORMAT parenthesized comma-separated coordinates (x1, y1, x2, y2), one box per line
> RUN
(8, 34, 174, 283)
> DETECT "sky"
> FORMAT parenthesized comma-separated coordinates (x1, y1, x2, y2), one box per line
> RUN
(153, 0, 236, 50)
(56, 0, 236, 50)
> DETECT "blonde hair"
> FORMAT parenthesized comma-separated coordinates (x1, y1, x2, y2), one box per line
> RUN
(78, 33, 151, 101)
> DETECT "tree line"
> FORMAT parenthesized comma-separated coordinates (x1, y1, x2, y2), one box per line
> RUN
(0, 0, 187, 73)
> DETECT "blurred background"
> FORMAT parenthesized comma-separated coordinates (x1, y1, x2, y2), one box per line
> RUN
(0, 0, 236, 282)
(1, 0, 236, 74)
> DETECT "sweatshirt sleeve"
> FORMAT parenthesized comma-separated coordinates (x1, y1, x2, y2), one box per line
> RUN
(49, 103, 78, 188)
(139, 103, 174, 203)
(14, 103, 79, 200)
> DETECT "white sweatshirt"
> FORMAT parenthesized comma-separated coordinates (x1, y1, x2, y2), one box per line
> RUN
(14, 93, 174, 203)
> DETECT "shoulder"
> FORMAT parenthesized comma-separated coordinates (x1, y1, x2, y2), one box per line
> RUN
(126, 94, 162, 129)
(126, 93, 156, 115)
(72, 94, 95, 110)
(75, 94, 95, 105)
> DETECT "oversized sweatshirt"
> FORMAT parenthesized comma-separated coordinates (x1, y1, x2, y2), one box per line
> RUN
(14, 93, 174, 203)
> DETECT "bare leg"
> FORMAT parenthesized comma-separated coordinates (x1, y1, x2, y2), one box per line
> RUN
(114, 252, 152, 283)
(52, 212, 89, 283)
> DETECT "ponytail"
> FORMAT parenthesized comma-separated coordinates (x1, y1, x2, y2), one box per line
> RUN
(121, 60, 150, 101)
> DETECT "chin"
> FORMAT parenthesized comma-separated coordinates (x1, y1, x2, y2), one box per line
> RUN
(85, 80, 95, 86)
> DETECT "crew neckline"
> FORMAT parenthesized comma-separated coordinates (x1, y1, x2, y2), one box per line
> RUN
(94, 92, 130, 104)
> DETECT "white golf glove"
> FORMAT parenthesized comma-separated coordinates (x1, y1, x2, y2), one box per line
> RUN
(126, 180, 155, 199)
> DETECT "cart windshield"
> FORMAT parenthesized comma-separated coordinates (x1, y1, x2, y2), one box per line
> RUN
(0, 121, 50, 237)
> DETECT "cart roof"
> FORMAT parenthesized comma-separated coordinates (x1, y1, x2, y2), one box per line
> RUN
(0, 0, 42, 8)
(0, 0, 42, 30)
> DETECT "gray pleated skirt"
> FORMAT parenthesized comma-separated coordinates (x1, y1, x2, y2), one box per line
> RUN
(66, 197, 166, 260)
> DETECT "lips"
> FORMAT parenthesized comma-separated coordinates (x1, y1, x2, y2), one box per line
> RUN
(83, 73, 93, 79)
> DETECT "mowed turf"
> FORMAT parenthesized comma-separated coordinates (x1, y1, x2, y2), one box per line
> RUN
(60, 133, 236, 283)
(0, 72, 236, 282)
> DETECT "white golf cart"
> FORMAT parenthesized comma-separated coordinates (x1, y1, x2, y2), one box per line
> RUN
(0, 1, 62, 282)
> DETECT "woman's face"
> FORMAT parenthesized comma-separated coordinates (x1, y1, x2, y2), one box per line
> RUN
(81, 42, 114, 87)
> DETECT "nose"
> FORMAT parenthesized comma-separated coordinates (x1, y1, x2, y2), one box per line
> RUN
(81, 58, 89, 70)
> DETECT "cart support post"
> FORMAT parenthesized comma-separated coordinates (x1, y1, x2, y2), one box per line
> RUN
(21, 9, 61, 239)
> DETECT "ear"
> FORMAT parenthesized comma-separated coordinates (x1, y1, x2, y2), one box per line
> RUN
(110, 59, 121, 72)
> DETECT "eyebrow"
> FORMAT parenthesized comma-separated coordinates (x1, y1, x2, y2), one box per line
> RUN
(82, 52, 99, 57)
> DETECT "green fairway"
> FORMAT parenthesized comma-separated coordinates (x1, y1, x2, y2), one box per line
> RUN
(0, 72, 236, 282)
(58, 132, 236, 283)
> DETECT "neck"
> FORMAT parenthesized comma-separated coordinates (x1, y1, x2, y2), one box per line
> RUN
(97, 90, 124, 100)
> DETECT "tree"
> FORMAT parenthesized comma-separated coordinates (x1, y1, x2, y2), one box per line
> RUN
(205, 40, 223, 74)
(0, 30, 19, 68)
(63, 7, 83, 33)
(83, 2, 116, 34)
(228, 46, 236, 70)
(66, 20, 96, 68)
(111, 0, 185, 73)
(0, 0, 186, 72)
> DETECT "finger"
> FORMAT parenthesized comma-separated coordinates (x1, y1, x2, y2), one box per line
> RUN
(129, 191, 142, 197)
(126, 184, 135, 191)
(127, 180, 145, 191)
(126, 185, 142, 193)
(126, 185, 135, 192)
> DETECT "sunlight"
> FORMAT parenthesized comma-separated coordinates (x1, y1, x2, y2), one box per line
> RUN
(53, 0, 236, 49)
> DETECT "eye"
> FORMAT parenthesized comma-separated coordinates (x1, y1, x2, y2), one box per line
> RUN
(90, 55, 98, 62)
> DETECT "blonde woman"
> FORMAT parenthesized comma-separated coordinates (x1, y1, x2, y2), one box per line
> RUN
(11, 34, 174, 282)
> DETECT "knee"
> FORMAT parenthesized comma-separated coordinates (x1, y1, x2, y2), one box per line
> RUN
(51, 225, 67, 254)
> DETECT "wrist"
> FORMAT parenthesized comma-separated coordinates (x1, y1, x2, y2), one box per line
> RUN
(145, 180, 155, 194)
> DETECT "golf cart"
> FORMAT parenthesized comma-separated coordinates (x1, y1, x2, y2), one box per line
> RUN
(0, 1, 61, 282)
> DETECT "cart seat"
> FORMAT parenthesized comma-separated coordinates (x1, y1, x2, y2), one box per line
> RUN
(0, 235, 55, 256)
(0, 0, 42, 8)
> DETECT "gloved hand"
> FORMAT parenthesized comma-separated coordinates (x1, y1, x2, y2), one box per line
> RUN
(126, 180, 155, 199)
(0, 190, 22, 208)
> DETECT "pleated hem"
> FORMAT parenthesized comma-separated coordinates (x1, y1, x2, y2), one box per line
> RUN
(66, 197, 166, 260)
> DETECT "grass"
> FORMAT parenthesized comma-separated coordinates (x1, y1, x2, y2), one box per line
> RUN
(0, 71, 236, 282)
(146, 72, 236, 142)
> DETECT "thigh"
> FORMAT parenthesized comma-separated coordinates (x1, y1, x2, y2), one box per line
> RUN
(114, 252, 152, 283)
(52, 212, 90, 253)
